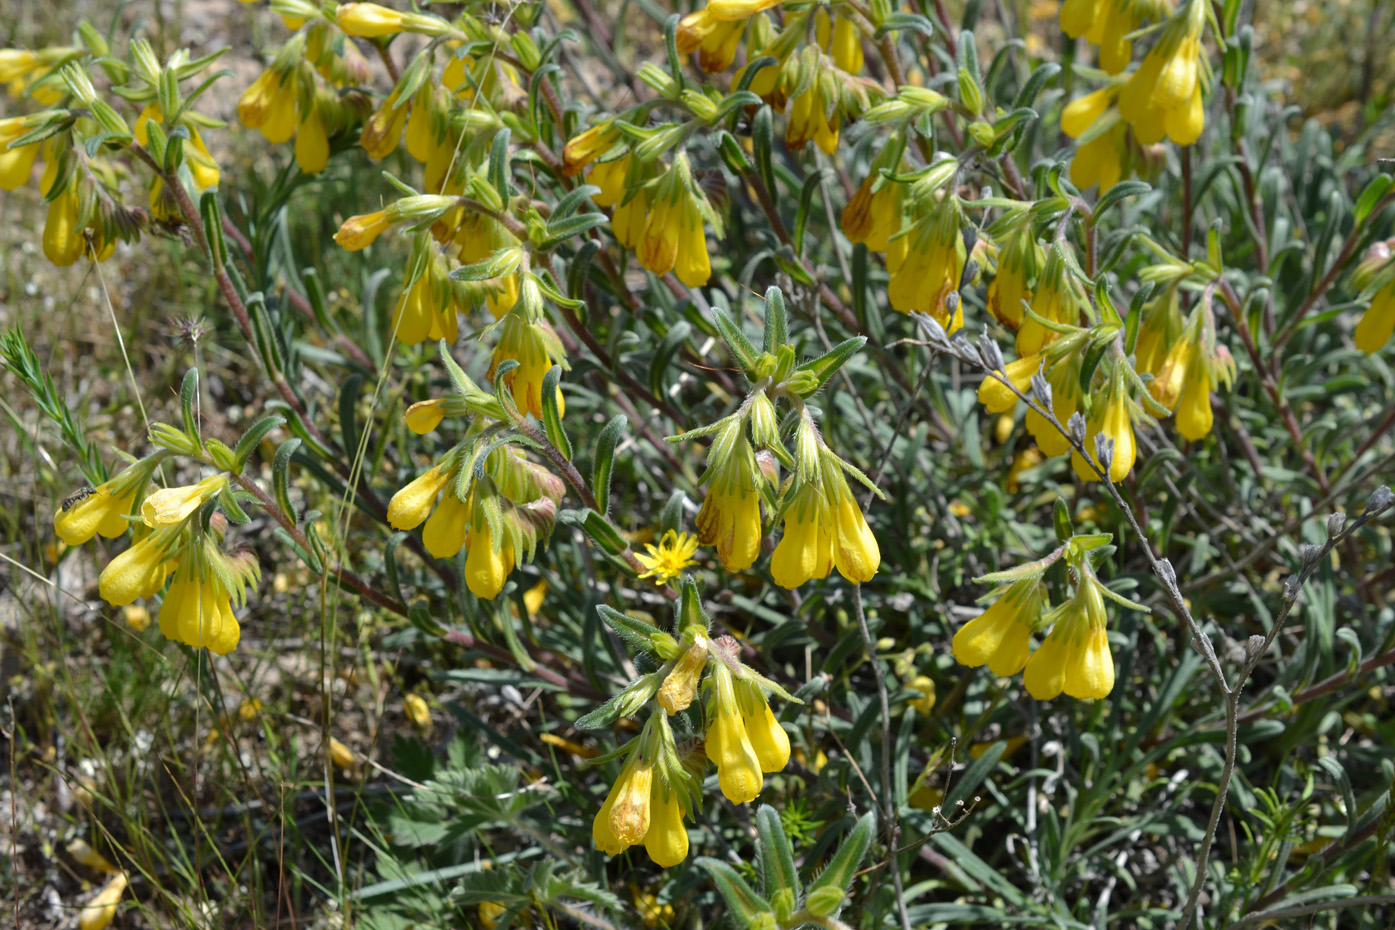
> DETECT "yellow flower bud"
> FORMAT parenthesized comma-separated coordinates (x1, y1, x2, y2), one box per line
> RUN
(334, 209, 394, 252)
(977, 353, 1040, 414)
(43, 186, 84, 267)
(336, 3, 407, 37)
(295, 108, 330, 174)
(405, 398, 447, 434)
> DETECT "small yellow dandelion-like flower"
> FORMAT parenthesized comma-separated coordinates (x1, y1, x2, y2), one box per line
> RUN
(635, 530, 701, 585)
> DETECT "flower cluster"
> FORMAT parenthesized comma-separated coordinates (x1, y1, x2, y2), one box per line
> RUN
(670, 287, 882, 583)
(387, 346, 564, 599)
(951, 534, 1147, 701)
(1061, 0, 1210, 190)
(585, 579, 798, 867)
(56, 460, 260, 655)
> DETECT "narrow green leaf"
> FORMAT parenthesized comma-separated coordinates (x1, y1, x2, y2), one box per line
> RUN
(540, 365, 571, 460)
(592, 414, 628, 516)
(231, 415, 285, 474)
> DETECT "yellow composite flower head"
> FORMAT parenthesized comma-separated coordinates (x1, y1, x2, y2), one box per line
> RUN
(636, 530, 701, 585)
(694, 421, 764, 572)
(1355, 279, 1395, 354)
(952, 577, 1044, 676)
(704, 664, 764, 803)
(55, 482, 141, 547)
(158, 564, 241, 654)
(1023, 574, 1114, 701)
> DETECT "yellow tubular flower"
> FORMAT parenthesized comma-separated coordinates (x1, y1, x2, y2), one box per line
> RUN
(360, 96, 408, 159)
(738, 680, 790, 773)
(1059, 0, 1104, 38)
(889, 211, 962, 330)
(786, 81, 840, 156)
(593, 759, 633, 855)
(1097, 1, 1136, 74)
(562, 123, 614, 176)
(674, 197, 711, 287)
(1356, 280, 1395, 354)
(489, 316, 566, 418)
(1023, 577, 1114, 701)
(404, 693, 431, 728)
(141, 476, 227, 528)
(295, 106, 330, 174)
(608, 758, 655, 847)
(392, 277, 433, 345)
(658, 634, 709, 713)
(335, 210, 394, 252)
(831, 493, 879, 583)
(705, 666, 763, 803)
(639, 197, 681, 277)
(422, 490, 471, 559)
(1117, 2, 1206, 146)
(831, 15, 863, 74)
(906, 675, 936, 715)
(770, 486, 834, 589)
(0, 141, 39, 190)
(55, 485, 138, 546)
(465, 521, 513, 599)
(406, 398, 447, 435)
(613, 187, 650, 250)
(645, 783, 690, 868)
(589, 157, 629, 208)
(0, 49, 39, 83)
(44, 187, 84, 267)
(388, 465, 449, 530)
(1071, 384, 1137, 483)
(952, 578, 1042, 676)
(98, 535, 171, 607)
(78, 873, 128, 930)
(1025, 357, 1081, 457)
(160, 568, 240, 654)
(978, 353, 1041, 415)
(1062, 87, 1117, 138)
(337, 3, 407, 37)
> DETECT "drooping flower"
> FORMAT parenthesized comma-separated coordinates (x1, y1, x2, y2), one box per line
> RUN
(54, 477, 143, 547)
(695, 419, 766, 572)
(770, 482, 834, 589)
(636, 530, 701, 585)
(1148, 297, 1235, 440)
(889, 197, 964, 331)
(636, 156, 714, 287)
(487, 312, 568, 419)
(1117, 0, 1208, 146)
(704, 663, 764, 804)
(1023, 571, 1115, 701)
(953, 577, 1045, 677)
(1071, 365, 1139, 483)
(140, 475, 228, 527)
(98, 532, 176, 607)
(158, 561, 241, 655)
(593, 715, 695, 867)
(387, 465, 450, 530)
(1016, 247, 1088, 356)
(1355, 277, 1395, 354)
(988, 218, 1045, 329)
(657, 632, 710, 714)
